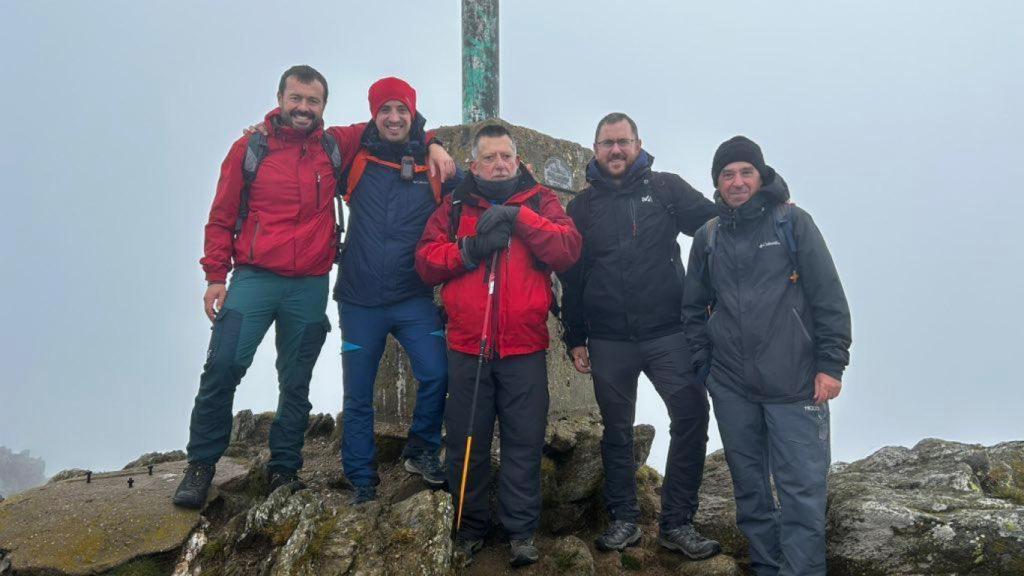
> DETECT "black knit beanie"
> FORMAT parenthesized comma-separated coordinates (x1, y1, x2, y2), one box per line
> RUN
(712, 136, 767, 187)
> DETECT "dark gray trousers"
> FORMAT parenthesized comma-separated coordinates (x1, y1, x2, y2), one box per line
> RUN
(707, 376, 831, 576)
(588, 331, 710, 529)
(445, 350, 549, 540)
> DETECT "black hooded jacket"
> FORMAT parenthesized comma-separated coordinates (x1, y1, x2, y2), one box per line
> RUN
(681, 168, 852, 403)
(558, 152, 716, 348)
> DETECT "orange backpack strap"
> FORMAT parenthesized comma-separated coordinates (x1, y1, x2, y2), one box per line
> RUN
(345, 148, 444, 205)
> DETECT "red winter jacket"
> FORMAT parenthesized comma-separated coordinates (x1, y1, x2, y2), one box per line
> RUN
(416, 172, 582, 357)
(201, 109, 366, 283)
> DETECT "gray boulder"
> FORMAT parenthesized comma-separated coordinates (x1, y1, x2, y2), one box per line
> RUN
(827, 438, 1024, 575)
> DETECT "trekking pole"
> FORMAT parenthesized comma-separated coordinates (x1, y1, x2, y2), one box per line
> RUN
(456, 249, 500, 530)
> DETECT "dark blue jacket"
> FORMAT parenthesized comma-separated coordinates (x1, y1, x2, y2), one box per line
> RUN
(335, 115, 462, 306)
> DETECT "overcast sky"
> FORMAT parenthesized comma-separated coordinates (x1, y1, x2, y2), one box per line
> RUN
(1, 1, 1021, 478)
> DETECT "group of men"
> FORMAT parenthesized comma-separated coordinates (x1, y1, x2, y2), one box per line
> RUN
(173, 65, 852, 574)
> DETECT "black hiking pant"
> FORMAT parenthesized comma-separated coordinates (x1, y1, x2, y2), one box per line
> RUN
(588, 331, 710, 529)
(445, 350, 549, 540)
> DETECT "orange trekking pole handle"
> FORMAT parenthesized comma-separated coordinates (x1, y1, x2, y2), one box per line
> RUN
(456, 249, 500, 531)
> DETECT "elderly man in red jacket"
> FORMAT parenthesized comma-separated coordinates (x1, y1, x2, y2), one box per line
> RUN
(416, 124, 582, 567)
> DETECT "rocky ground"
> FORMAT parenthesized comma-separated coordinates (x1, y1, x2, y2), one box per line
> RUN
(1, 411, 1022, 575)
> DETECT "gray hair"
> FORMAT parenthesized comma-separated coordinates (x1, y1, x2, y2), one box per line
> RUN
(471, 123, 518, 159)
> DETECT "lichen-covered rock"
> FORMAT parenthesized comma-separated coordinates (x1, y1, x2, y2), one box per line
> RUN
(48, 468, 90, 483)
(122, 450, 187, 470)
(0, 458, 248, 575)
(827, 438, 1024, 575)
(693, 450, 745, 557)
(670, 554, 742, 576)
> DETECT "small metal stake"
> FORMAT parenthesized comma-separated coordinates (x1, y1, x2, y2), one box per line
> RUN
(127, 477, 134, 488)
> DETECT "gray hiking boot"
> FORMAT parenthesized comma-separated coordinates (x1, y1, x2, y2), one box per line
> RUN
(657, 524, 721, 559)
(404, 451, 446, 488)
(172, 463, 215, 509)
(595, 519, 642, 551)
(349, 485, 377, 506)
(509, 537, 539, 567)
(454, 534, 484, 565)
(267, 468, 306, 493)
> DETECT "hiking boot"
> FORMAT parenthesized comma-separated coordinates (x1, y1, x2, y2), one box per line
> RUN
(509, 537, 539, 567)
(657, 524, 721, 560)
(404, 451, 446, 488)
(595, 520, 642, 551)
(267, 468, 306, 493)
(454, 534, 484, 564)
(172, 463, 215, 509)
(349, 485, 377, 506)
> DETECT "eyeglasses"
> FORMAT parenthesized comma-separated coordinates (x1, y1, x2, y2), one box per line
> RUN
(595, 138, 637, 150)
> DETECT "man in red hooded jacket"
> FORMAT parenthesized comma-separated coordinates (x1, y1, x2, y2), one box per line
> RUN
(416, 124, 582, 566)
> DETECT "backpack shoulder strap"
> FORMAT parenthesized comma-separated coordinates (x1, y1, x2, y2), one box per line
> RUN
(236, 132, 268, 236)
(772, 202, 800, 283)
(647, 172, 678, 218)
(343, 148, 443, 205)
(448, 193, 464, 243)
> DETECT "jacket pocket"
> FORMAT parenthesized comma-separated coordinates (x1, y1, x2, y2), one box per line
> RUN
(754, 305, 815, 399)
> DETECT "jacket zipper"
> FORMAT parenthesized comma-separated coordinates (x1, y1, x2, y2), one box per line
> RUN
(316, 171, 321, 208)
(629, 197, 638, 238)
(249, 217, 260, 261)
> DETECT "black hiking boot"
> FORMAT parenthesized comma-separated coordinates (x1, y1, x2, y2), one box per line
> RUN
(267, 468, 306, 493)
(404, 451, 446, 488)
(509, 537, 539, 567)
(595, 519, 642, 551)
(657, 524, 722, 560)
(349, 485, 377, 506)
(454, 533, 484, 565)
(172, 463, 215, 509)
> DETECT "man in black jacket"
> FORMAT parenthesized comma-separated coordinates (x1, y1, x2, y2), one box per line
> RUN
(682, 136, 852, 576)
(558, 113, 720, 558)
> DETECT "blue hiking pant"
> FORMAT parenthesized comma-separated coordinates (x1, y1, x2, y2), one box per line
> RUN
(707, 376, 831, 576)
(338, 296, 447, 487)
(187, 266, 331, 473)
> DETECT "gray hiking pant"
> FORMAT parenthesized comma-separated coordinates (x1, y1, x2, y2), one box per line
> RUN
(707, 376, 831, 576)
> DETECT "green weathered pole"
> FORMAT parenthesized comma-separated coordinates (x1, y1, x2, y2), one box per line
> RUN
(462, 0, 499, 123)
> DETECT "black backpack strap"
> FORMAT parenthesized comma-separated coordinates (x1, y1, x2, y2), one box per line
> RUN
(772, 203, 799, 283)
(647, 172, 678, 218)
(236, 132, 268, 237)
(702, 216, 720, 315)
(448, 197, 463, 242)
(320, 133, 346, 264)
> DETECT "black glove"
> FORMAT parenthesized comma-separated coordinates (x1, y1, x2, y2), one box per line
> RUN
(476, 205, 520, 235)
(462, 221, 513, 266)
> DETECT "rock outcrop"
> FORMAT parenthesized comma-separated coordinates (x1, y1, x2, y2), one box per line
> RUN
(3, 412, 1022, 576)
(827, 438, 1024, 575)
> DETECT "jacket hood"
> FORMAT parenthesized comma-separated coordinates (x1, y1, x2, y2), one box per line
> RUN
(585, 150, 654, 191)
(714, 165, 790, 223)
(264, 108, 325, 142)
(359, 111, 429, 162)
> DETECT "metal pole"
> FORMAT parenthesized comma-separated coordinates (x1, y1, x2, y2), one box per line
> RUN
(462, 0, 499, 123)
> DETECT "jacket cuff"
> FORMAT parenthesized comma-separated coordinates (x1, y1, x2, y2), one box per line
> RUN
(816, 359, 846, 381)
(459, 239, 479, 271)
(205, 271, 228, 284)
(562, 330, 587, 353)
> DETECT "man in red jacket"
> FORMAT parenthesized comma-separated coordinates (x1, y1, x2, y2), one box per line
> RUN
(416, 124, 582, 566)
(173, 65, 338, 508)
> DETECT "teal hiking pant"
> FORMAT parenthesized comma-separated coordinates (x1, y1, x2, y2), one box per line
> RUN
(186, 266, 331, 472)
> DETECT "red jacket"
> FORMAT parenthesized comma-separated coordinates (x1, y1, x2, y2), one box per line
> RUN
(201, 109, 365, 283)
(416, 173, 582, 357)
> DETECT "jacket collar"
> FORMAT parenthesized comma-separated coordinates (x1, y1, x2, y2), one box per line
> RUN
(264, 108, 324, 143)
(454, 163, 540, 207)
(585, 149, 654, 193)
(359, 112, 429, 163)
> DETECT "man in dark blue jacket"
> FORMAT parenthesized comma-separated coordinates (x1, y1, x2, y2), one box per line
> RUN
(558, 113, 720, 559)
(682, 136, 851, 576)
(336, 77, 461, 504)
